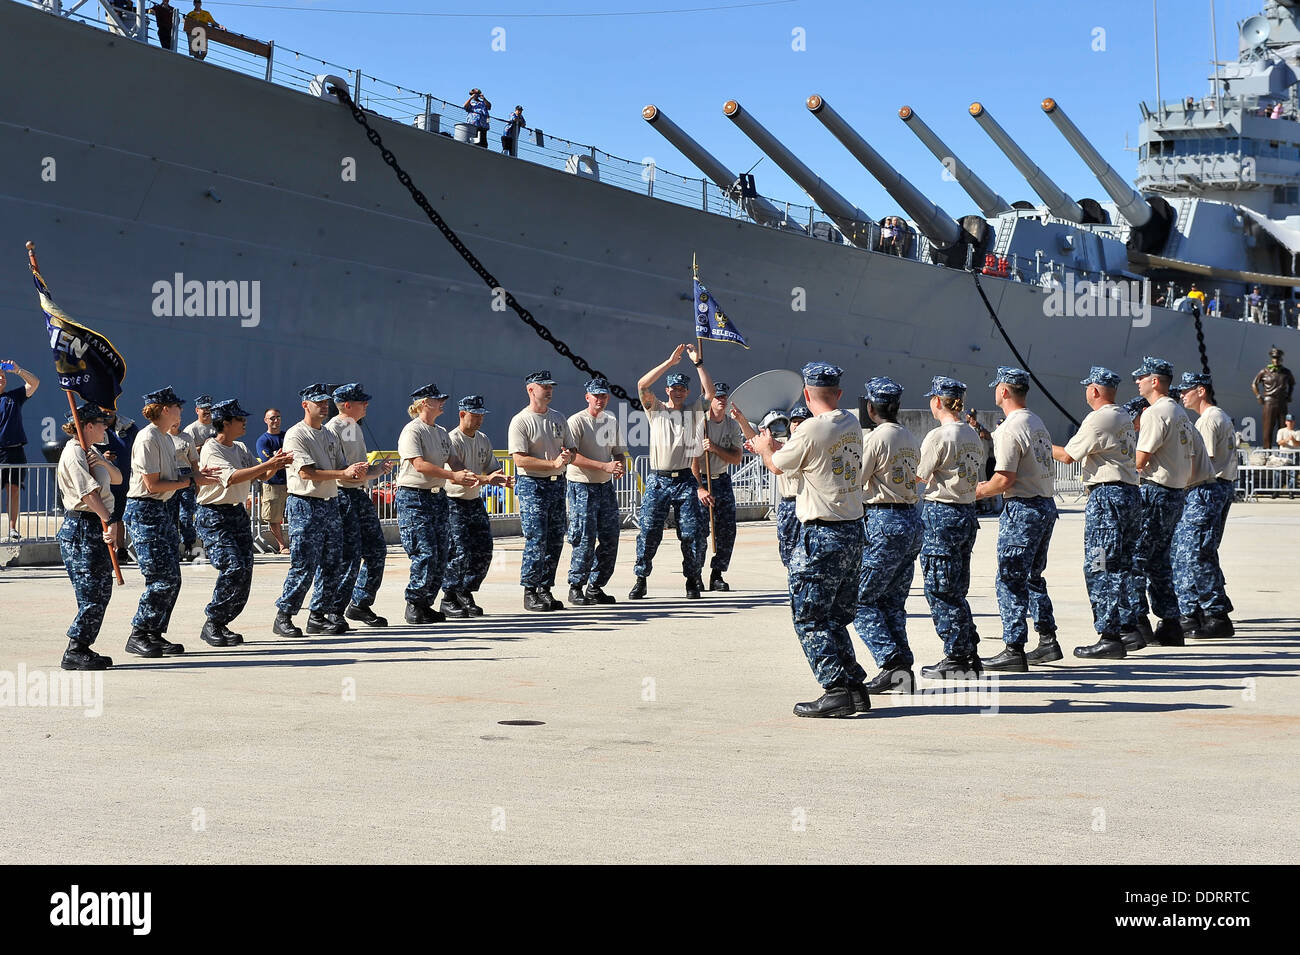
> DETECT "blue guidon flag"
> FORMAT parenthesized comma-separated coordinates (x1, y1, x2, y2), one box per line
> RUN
(693, 277, 748, 349)
(33, 266, 127, 411)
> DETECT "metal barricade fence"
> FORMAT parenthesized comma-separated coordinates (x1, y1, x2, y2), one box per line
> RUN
(1052, 459, 1086, 502)
(0, 462, 60, 542)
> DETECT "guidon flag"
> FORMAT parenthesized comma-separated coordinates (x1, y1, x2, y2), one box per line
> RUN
(33, 268, 127, 411)
(693, 277, 748, 349)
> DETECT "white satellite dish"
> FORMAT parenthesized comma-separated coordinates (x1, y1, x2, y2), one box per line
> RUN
(1241, 15, 1271, 48)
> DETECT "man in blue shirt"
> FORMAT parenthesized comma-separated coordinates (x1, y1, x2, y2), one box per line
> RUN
(256, 407, 289, 553)
(0, 360, 41, 541)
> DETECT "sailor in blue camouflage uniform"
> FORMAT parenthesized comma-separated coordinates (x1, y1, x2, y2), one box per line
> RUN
(1052, 367, 1141, 659)
(732, 406, 805, 569)
(697, 382, 745, 591)
(508, 371, 573, 612)
(564, 378, 627, 606)
(55, 401, 122, 670)
(443, 395, 512, 617)
(1125, 357, 1197, 647)
(915, 376, 987, 679)
(1175, 371, 1238, 638)
(325, 383, 394, 629)
(975, 367, 1059, 672)
(174, 394, 213, 560)
(752, 362, 870, 717)
(274, 383, 371, 637)
(630, 344, 715, 600)
(196, 399, 294, 647)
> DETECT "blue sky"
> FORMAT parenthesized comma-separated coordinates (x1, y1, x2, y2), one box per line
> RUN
(151, 0, 1263, 216)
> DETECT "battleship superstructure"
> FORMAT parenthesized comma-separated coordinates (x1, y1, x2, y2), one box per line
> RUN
(1, 0, 1297, 447)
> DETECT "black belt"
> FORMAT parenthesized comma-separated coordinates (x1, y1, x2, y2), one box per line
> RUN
(289, 493, 334, 501)
(519, 474, 563, 482)
(201, 502, 244, 511)
(780, 496, 795, 503)
(653, 469, 692, 478)
(805, 518, 857, 527)
(1141, 480, 1179, 491)
(867, 502, 912, 510)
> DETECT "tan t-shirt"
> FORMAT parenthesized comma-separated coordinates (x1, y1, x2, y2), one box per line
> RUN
(861, 421, 920, 506)
(1137, 396, 1196, 489)
(702, 414, 744, 478)
(1277, 426, 1300, 449)
(283, 420, 344, 499)
(992, 408, 1056, 499)
(508, 408, 570, 477)
(397, 418, 451, 491)
(1195, 405, 1238, 481)
(171, 431, 197, 474)
(1063, 405, 1138, 486)
(1185, 421, 1217, 488)
(447, 428, 499, 500)
(58, 440, 114, 513)
(197, 439, 257, 506)
(324, 415, 370, 489)
(128, 423, 181, 500)
(566, 410, 626, 484)
(917, 421, 984, 505)
(183, 419, 215, 449)
(647, 403, 704, 473)
(771, 409, 865, 522)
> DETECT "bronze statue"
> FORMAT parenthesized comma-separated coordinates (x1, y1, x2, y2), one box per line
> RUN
(1252, 346, 1296, 448)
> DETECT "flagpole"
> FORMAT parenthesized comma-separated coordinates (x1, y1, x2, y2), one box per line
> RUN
(28, 242, 124, 586)
(692, 253, 717, 558)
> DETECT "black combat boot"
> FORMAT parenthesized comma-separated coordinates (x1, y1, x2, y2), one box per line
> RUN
(219, 623, 244, 646)
(708, 571, 729, 592)
(793, 684, 857, 718)
(584, 584, 616, 605)
(125, 628, 162, 658)
(1150, 617, 1185, 646)
(1026, 631, 1065, 662)
(345, 603, 388, 627)
(981, 644, 1028, 672)
(684, 576, 701, 600)
(1073, 635, 1127, 659)
(460, 591, 485, 616)
(845, 681, 873, 713)
(1135, 616, 1154, 643)
(61, 641, 112, 671)
(523, 587, 551, 612)
(273, 611, 304, 637)
(1197, 614, 1234, 638)
(568, 584, 593, 606)
(1119, 627, 1146, 652)
(149, 632, 185, 655)
(404, 602, 432, 625)
(200, 619, 229, 647)
(920, 655, 982, 679)
(628, 576, 648, 599)
(306, 612, 348, 635)
(440, 590, 470, 619)
(863, 658, 916, 694)
(538, 586, 563, 610)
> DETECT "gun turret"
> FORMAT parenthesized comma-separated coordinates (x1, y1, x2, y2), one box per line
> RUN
(722, 99, 874, 247)
(969, 102, 1086, 223)
(897, 105, 1012, 217)
(1040, 98, 1150, 227)
(642, 104, 803, 232)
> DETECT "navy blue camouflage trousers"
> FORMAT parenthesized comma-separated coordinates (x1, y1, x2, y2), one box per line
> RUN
(397, 486, 448, 606)
(1174, 480, 1232, 618)
(517, 476, 566, 588)
(337, 486, 387, 612)
(172, 483, 198, 550)
(124, 497, 182, 633)
(775, 498, 799, 569)
(1082, 482, 1140, 635)
(994, 496, 1058, 645)
(566, 480, 620, 588)
(277, 494, 344, 615)
(58, 510, 113, 645)
(920, 500, 980, 657)
(789, 519, 867, 688)
(195, 503, 254, 626)
(854, 504, 923, 667)
(633, 472, 706, 578)
(1212, 480, 1234, 613)
(1125, 482, 1186, 623)
(444, 495, 493, 593)
(706, 473, 737, 573)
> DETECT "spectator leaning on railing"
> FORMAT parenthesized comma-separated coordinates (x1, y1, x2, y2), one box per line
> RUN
(185, 0, 222, 60)
(0, 359, 40, 542)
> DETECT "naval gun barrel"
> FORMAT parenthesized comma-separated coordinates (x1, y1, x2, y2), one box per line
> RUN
(806, 95, 961, 248)
(897, 105, 1012, 217)
(1040, 98, 1152, 227)
(969, 102, 1085, 222)
(722, 99, 874, 247)
(641, 105, 800, 231)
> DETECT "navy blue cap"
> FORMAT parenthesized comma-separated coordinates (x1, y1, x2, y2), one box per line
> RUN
(1131, 356, 1174, 379)
(211, 398, 251, 422)
(864, 376, 903, 401)
(712, 382, 731, 397)
(801, 362, 843, 387)
(299, 383, 333, 403)
(585, 377, 610, 395)
(1080, 366, 1121, 388)
(1168, 385, 1184, 400)
(458, 395, 488, 414)
(666, 372, 690, 388)
(923, 375, 967, 399)
(525, 370, 556, 385)
(142, 385, 185, 406)
(759, 409, 791, 430)
(194, 394, 214, 410)
(1121, 396, 1149, 420)
(988, 366, 1030, 389)
(332, 382, 372, 404)
(65, 401, 108, 426)
(410, 382, 449, 401)
(1179, 371, 1212, 389)
(789, 406, 813, 421)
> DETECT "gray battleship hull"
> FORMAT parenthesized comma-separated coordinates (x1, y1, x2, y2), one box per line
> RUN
(0, 2, 1284, 448)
